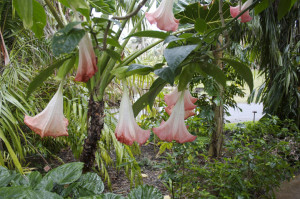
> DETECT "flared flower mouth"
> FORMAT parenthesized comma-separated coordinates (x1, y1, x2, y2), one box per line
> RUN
(145, 0, 179, 32)
(153, 91, 197, 143)
(114, 80, 150, 145)
(230, 0, 253, 23)
(24, 83, 68, 138)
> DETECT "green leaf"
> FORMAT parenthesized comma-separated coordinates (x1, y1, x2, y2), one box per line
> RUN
(52, 22, 85, 57)
(178, 64, 195, 91)
(196, 62, 227, 87)
(164, 45, 198, 71)
(100, 193, 125, 199)
(57, 56, 76, 80)
(0, 166, 15, 187)
(164, 35, 184, 44)
(222, 58, 253, 92)
(26, 57, 71, 98)
(111, 66, 128, 79)
(43, 162, 84, 185)
(77, 173, 104, 197)
(91, 0, 116, 14)
(0, 130, 23, 174)
(154, 67, 174, 85)
(195, 18, 207, 34)
(31, 0, 47, 38)
(13, 0, 33, 29)
(126, 64, 153, 76)
(126, 31, 169, 39)
(67, 0, 90, 19)
(98, 38, 121, 48)
(0, 186, 63, 199)
(105, 49, 121, 61)
(277, 0, 292, 20)
(254, 0, 273, 15)
(127, 185, 163, 199)
(132, 78, 166, 117)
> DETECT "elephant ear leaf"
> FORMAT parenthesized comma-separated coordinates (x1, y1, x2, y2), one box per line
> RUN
(222, 58, 253, 92)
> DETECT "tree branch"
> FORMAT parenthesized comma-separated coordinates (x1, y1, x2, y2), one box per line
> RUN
(112, 0, 148, 20)
(44, 0, 64, 28)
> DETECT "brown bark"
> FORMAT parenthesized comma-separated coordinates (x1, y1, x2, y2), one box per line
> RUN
(208, 36, 224, 158)
(80, 98, 105, 172)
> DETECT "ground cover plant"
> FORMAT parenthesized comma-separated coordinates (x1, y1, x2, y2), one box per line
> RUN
(0, 0, 299, 198)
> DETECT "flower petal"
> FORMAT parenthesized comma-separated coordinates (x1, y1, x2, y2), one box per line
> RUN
(164, 88, 197, 110)
(0, 30, 10, 66)
(24, 84, 68, 138)
(165, 106, 195, 120)
(230, 5, 240, 18)
(115, 81, 150, 145)
(230, 0, 253, 23)
(145, 0, 179, 32)
(74, 34, 98, 82)
(153, 92, 196, 143)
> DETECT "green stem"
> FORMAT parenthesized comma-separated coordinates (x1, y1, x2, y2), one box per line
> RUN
(44, 0, 64, 28)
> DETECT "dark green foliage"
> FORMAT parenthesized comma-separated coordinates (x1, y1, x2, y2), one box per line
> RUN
(0, 163, 162, 198)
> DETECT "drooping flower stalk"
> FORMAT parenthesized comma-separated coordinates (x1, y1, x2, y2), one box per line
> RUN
(230, 0, 253, 23)
(0, 30, 10, 66)
(115, 80, 150, 145)
(145, 0, 179, 32)
(153, 91, 197, 143)
(24, 83, 68, 138)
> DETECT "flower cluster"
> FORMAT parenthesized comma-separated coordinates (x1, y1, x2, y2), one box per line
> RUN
(115, 85, 197, 145)
(230, 0, 253, 23)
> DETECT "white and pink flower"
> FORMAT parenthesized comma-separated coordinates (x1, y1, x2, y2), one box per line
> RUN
(153, 91, 197, 143)
(74, 34, 98, 82)
(230, 0, 253, 23)
(145, 0, 179, 32)
(164, 88, 197, 118)
(115, 81, 150, 145)
(24, 83, 68, 138)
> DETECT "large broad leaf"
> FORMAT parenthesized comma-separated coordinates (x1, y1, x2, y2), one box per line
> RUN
(26, 56, 72, 98)
(178, 64, 195, 91)
(132, 78, 166, 117)
(126, 64, 153, 76)
(126, 31, 169, 39)
(127, 185, 163, 199)
(277, 0, 291, 20)
(154, 67, 175, 85)
(196, 62, 227, 87)
(76, 173, 104, 197)
(0, 166, 15, 187)
(254, 0, 274, 15)
(222, 58, 253, 92)
(31, 0, 47, 38)
(43, 162, 84, 186)
(13, 0, 33, 29)
(59, 0, 90, 19)
(56, 56, 77, 80)
(105, 49, 121, 61)
(164, 45, 198, 71)
(52, 22, 85, 57)
(0, 186, 62, 199)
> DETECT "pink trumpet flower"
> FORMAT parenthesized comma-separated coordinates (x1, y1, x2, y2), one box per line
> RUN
(74, 34, 98, 82)
(230, 0, 253, 23)
(165, 105, 195, 120)
(153, 92, 197, 143)
(0, 30, 10, 66)
(145, 0, 179, 32)
(115, 81, 150, 145)
(24, 83, 68, 138)
(164, 88, 197, 111)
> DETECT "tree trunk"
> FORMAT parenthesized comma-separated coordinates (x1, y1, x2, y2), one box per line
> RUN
(208, 36, 224, 158)
(80, 98, 105, 172)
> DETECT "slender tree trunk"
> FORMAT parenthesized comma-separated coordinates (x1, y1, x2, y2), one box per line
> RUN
(208, 36, 224, 158)
(80, 97, 105, 172)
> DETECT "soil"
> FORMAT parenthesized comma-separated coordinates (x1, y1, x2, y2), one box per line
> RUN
(25, 144, 169, 197)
